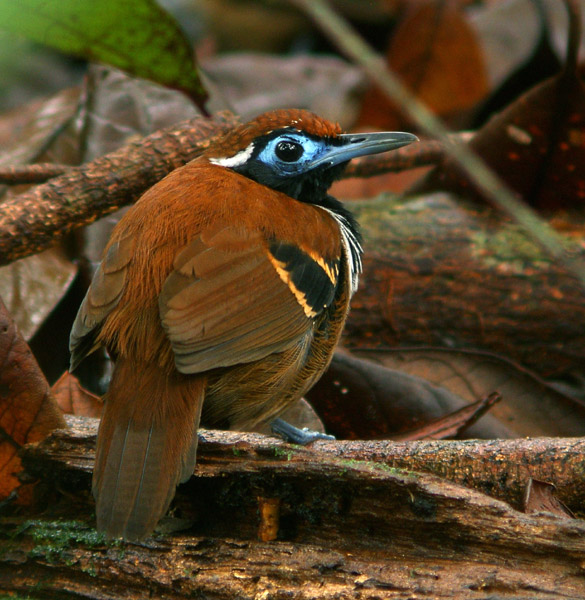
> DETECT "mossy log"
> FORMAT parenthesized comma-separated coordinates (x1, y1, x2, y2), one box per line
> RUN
(2, 416, 585, 599)
(347, 194, 585, 378)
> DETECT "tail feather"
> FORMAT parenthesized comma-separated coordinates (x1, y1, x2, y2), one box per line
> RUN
(179, 430, 200, 484)
(93, 359, 205, 540)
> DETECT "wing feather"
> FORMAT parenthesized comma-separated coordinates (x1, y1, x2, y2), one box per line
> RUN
(159, 225, 340, 375)
(69, 233, 135, 371)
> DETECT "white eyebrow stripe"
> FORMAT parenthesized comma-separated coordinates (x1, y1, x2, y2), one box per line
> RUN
(209, 143, 255, 168)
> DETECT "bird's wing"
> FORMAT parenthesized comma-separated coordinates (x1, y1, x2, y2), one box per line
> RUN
(69, 232, 135, 371)
(159, 224, 340, 374)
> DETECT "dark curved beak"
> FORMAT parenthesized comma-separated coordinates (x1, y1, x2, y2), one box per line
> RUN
(310, 131, 418, 169)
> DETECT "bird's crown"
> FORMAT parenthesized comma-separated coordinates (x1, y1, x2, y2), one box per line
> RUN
(206, 109, 343, 160)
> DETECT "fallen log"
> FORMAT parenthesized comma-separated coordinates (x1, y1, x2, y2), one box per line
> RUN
(347, 194, 585, 377)
(1, 416, 584, 599)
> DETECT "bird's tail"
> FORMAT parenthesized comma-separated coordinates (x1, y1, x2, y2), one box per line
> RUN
(92, 358, 205, 540)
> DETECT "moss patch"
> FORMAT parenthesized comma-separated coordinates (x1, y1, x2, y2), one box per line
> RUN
(13, 519, 106, 563)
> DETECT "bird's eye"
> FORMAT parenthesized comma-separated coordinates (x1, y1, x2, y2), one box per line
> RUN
(275, 140, 304, 162)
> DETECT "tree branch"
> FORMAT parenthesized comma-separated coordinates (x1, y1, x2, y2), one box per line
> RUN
(0, 112, 238, 266)
(0, 112, 455, 266)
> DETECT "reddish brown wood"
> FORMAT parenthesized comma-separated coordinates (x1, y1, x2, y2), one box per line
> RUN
(4, 417, 585, 599)
(345, 195, 585, 377)
(0, 163, 70, 184)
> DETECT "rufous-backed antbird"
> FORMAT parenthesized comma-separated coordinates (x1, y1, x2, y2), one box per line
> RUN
(70, 109, 416, 540)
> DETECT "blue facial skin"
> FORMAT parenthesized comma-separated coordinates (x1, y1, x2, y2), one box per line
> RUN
(256, 128, 418, 175)
(233, 130, 348, 203)
(233, 127, 416, 204)
(256, 133, 326, 177)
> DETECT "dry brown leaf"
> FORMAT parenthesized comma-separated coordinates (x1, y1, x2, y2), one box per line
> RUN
(416, 69, 585, 209)
(523, 478, 575, 518)
(355, 348, 585, 437)
(415, 0, 585, 210)
(357, 0, 488, 130)
(0, 248, 77, 340)
(51, 371, 103, 419)
(471, 0, 561, 126)
(0, 297, 66, 501)
(203, 53, 365, 127)
(305, 351, 511, 440)
(0, 86, 81, 170)
(0, 86, 83, 369)
(391, 391, 501, 441)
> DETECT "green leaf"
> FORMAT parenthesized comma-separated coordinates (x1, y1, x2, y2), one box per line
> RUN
(0, 0, 207, 110)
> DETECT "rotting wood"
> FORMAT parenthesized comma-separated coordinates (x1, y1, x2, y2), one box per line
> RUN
(2, 416, 584, 599)
(21, 416, 585, 514)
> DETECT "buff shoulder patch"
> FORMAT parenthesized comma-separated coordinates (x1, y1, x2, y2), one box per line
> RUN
(268, 241, 339, 318)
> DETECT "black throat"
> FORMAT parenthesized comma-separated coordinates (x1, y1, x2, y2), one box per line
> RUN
(234, 158, 346, 203)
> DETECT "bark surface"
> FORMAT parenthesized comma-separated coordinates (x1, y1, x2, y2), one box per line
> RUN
(2, 417, 585, 599)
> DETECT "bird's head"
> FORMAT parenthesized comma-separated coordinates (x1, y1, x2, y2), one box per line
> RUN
(205, 109, 417, 205)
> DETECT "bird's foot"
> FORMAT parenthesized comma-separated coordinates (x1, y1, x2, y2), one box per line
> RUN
(270, 417, 335, 445)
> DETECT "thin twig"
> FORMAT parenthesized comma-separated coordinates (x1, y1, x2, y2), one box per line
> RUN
(563, 0, 581, 74)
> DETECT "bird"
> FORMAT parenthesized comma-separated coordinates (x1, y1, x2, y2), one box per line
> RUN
(69, 108, 417, 541)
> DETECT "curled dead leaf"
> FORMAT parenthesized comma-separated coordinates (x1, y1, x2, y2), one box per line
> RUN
(305, 352, 510, 440)
(51, 371, 103, 419)
(0, 296, 65, 502)
(524, 478, 575, 518)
